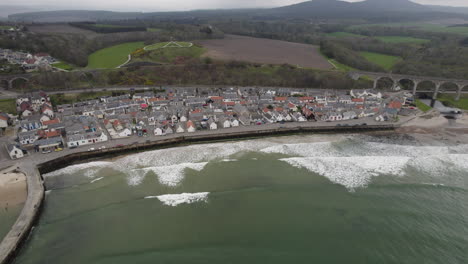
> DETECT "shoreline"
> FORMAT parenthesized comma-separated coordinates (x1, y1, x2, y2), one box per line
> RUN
(1, 114, 468, 264)
(0, 168, 27, 210)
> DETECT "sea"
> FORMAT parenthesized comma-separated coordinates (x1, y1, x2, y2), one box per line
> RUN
(10, 135, 468, 264)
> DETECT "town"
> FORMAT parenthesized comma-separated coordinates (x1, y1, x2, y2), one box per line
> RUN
(1, 86, 412, 160)
(0, 48, 59, 73)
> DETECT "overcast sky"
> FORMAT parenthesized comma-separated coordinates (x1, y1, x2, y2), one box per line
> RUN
(9, 0, 468, 12)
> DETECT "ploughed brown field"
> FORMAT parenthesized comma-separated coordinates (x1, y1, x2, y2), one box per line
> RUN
(196, 34, 332, 69)
(27, 24, 99, 37)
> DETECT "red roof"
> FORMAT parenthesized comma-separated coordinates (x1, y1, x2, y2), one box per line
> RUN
(299, 97, 314, 102)
(210, 96, 224, 101)
(274, 97, 287, 101)
(275, 107, 284, 112)
(186, 120, 195, 128)
(222, 102, 236, 106)
(352, 98, 365, 103)
(25, 58, 36, 64)
(42, 118, 60, 126)
(45, 130, 61, 138)
(140, 103, 148, 108)
(0, 115, 8, 121)
(388, 101, 403, 109)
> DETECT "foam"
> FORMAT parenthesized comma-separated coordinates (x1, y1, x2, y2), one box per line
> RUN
(280, 156, 411, 190)
(90, 177, 104, 184)
(136, 162, 208, 186)
(145, 192, 209, 207)
(43, 161, 113, 177)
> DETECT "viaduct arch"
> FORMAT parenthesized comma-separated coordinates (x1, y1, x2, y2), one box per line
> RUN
(349, 71, 468, 101)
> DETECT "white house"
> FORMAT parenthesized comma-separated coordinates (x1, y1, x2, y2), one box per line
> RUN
(0, 115, 8, 128)
(6, 144, 26, 160)
(176, 123, 185, 133)
(67, 132, 108, 148)
(186, 120, 196, 133)
(230, 119, 240, 127)
(208, 118, 218, 130)
(154, 124, 165, 136)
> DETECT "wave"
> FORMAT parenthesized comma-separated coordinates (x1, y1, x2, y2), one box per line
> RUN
(90, 177, 104, 184)
(280, 156, 411, 190)
(145, 192, 209, 207)
(43, 161, 113, 177)
(132, 162, 208, 186)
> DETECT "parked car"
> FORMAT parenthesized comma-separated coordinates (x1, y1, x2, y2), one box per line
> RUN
(54, 148, 63, 152)
(88, 148, 95, 151)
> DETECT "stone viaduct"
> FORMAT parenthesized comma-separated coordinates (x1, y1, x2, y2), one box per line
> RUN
(349, 71, 468, 101)
(0, 74, 32, 90)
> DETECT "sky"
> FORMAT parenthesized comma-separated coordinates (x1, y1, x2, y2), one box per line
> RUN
(5, 0, 468, 12)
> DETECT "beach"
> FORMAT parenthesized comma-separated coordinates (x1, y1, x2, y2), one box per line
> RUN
(0, 167, 27, 210)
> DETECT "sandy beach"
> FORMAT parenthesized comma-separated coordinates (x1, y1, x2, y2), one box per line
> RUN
(0, 167, 27, 210)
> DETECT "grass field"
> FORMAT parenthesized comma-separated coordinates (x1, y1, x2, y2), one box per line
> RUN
(326, 32, 365, 38)
(135, 44, 205, 64)
(50, 91, 121, 106)
(415, 99, 432, 112)
(329, 59, 357, 71)
(0, 99, 17, 114)
(144, 42, 192, 51)
(87, 41, 145, 69)
(0, 25, 13, 30)
(349, 23, 468, 35)
(375, 36, 429, 44)
(360, 51, 401, 70)
(147, 28, 162, 32)
(52, 62, 74, 71)
(438, 94, 468, 110)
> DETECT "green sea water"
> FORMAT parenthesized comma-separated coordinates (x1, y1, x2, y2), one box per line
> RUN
(13, 136, 468, 264)
(0, 205, 23, 242)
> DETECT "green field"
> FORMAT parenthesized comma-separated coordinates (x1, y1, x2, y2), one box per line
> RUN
(144, 42, 192, 51)
(415, 99, 432, 112)
(438, 94, 468, 110)
(87, 42, 145, 69)
(52, 62, 74, 71)
(50, 91, 124, 106)
(360, 51, 401, 71)
(94, 24, 136, 28)
(134, 43, 204, 64)
(326, 32, 365, 38)
(147, 28, 162, 32)
(349, 22, 468, 35)
(375, 36, 429, 44)
(0, 99, 16, 114)
(329, 59, 357, 71)
(0, 25, 13, 30)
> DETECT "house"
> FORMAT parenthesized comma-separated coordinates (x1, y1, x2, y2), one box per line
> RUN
(18, 131, 39, 145)
(176, 123, 185, 133)
(34, 137, 63, 153)
(0, 114, 8, 128)
(218, 116, 231, 128)
(186, 120, 196, 133)
(67, 132, 108, 148)
(154, 124, 165, 136)
(6, 144, 26, 160)
(230, 118, 240, 127)
(208, 118, 218, 130)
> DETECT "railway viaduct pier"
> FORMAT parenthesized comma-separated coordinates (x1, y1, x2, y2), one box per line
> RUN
(349, 71, 468, 101)
(0, 74, 32, 90)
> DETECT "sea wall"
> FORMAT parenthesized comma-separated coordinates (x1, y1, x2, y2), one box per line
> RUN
(38, 124, 395, 174)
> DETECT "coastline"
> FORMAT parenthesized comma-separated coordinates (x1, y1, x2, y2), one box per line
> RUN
(1, 113, 468, 264)
(0, 168, 26, 210)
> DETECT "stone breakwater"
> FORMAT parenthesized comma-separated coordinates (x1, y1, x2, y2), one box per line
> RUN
(0, 124, 394, 264)
(0, 165, 44, 264)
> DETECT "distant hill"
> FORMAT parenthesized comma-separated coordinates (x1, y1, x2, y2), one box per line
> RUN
(6, 0, 468, 23)
(428, 5, 468, 15)
(9, 10, 143, 22)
